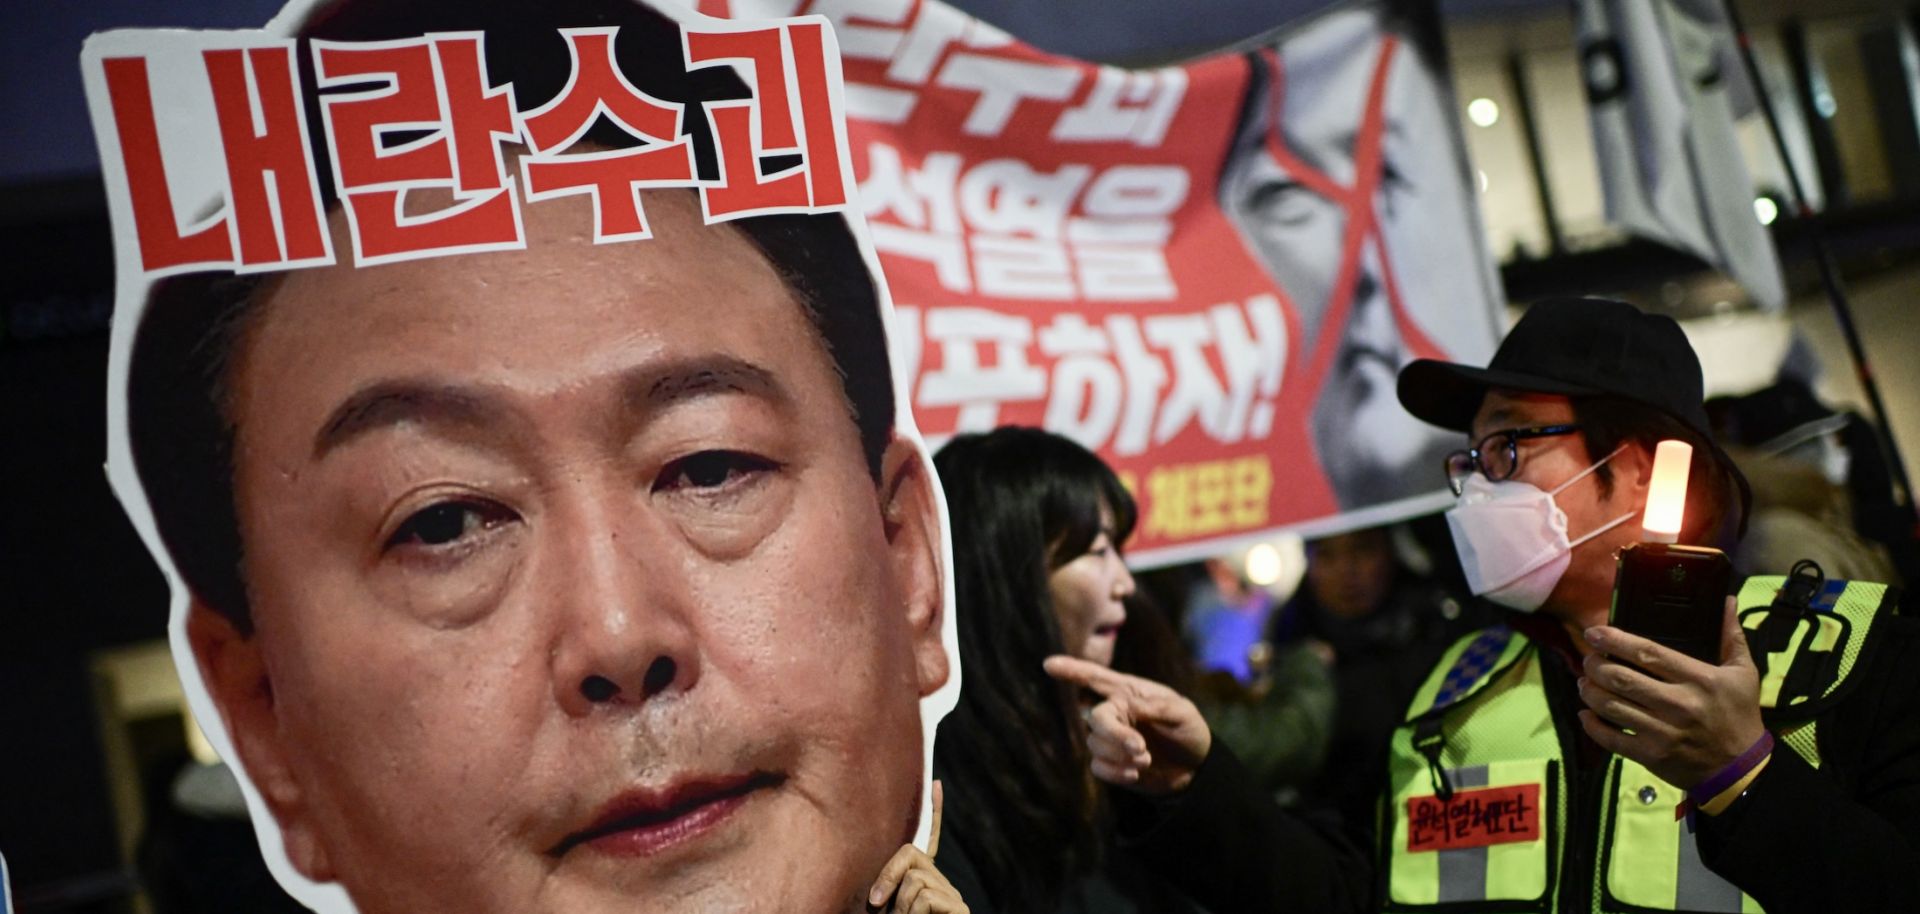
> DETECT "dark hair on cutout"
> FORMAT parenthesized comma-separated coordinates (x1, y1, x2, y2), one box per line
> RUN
(125, 0, 892, 635)
(930, 426, 1138, 913)
(1574, 395, 1741, 547)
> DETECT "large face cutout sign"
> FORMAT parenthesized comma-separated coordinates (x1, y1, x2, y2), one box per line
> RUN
(84, 2, 957, 912)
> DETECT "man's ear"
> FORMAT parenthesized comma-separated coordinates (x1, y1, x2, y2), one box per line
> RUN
(186, 601, 335, 882)
(1612, 438, 1657, 509)
(877, 437, 949, 697)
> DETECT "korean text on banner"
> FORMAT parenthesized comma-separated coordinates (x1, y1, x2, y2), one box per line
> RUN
(708, 0, 1505, 564)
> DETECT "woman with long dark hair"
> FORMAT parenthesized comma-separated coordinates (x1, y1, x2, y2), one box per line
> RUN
(933, 427, 1369, 914)
(930, 427, 1199, 913)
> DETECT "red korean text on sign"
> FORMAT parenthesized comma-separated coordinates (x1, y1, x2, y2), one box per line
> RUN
(814, 0, 1311, 549)
(98, 18, 860, 274)
(314, 35, 523, 264)
(1406, 783, 1543, 853)
(204, 45, 333, 270)
(517, 27, 694, 241)
(102, 55, 234, 272)
(685, 22, 850, 220)
(103, 45, 333, 273)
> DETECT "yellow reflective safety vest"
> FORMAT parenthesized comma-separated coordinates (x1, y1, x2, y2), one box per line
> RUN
(1381, 575, 1897, 913)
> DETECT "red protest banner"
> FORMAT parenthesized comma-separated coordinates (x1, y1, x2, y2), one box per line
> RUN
(704, 0, 1505, 564)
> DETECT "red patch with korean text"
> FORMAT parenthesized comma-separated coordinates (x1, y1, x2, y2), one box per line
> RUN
(1406, 784, 1541, 852)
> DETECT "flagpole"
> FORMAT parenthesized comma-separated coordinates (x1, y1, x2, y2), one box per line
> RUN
(1719, 0, 1920, 528)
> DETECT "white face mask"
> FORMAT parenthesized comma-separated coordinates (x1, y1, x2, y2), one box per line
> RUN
(1446, 445, 1633, 612)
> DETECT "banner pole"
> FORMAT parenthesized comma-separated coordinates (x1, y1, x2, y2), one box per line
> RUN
(1720, 0, 1920, 528)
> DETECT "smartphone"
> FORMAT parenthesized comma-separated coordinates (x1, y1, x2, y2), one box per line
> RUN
(1608, 542, 1731, 666)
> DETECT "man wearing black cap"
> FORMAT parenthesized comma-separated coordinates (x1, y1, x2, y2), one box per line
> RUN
(1024, 298, 1917, 914)
(1376, 297, 1920, 913)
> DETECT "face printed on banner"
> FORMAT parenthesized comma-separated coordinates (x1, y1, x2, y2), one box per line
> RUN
(1046, 506, 1136, 667)
(185, 186, 948, 914)
(1222, 7, 1500, 509)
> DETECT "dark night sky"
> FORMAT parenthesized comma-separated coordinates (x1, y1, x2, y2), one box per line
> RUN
(0, 0, 1550, 186)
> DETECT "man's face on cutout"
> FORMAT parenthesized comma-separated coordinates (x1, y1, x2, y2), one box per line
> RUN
(1223, 8, 1498, 508)
(201, 188, 946, 914)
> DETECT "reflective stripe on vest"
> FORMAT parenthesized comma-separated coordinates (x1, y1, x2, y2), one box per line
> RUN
(1385, 578, 1893, 912)
(1597, 576, 1881, 910)
(1386, 632, 1557, 909)
(1737, 575, 1890, 775)
(1600, 757, 1759, 913)
(1388, 757, 1557, 906)
(1737, 576, 1891, 738)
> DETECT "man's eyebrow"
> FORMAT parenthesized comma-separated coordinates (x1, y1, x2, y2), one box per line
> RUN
(1477, 405, 1518, 431)
(310, 356, 789, 459)
(1278, 124, 1360, 177)
(624, 355, 789, 414)
(313, 382, 503, 459)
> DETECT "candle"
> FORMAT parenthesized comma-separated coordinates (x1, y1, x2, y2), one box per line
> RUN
(1641, 439, 1693, 544)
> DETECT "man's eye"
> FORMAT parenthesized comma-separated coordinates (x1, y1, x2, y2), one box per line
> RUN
(1248, 179, 1316, 225)
(386, 500, 512, 549)
(655, 450, 778, 493)
(1379, 161, 1410, 213)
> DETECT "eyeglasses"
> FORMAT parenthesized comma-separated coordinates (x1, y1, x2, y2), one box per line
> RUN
(1444, 425, 1581, 496)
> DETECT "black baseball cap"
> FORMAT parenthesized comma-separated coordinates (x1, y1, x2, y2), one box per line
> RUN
(1397, 297, 1749, 533)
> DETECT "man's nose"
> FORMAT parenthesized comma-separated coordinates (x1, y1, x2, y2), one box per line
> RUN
(547, 494, 701, 717)
(1351, 270, 1378, 312)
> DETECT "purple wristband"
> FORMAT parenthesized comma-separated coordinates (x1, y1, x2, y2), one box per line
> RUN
(1688, 731, 1775, 806)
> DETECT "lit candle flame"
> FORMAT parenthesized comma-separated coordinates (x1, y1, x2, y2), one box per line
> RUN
(1642, 440, 1692, 544)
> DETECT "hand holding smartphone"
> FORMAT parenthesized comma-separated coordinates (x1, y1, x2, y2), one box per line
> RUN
(1610, 542, 1730, 665)
(1606, 441, 1729, 667)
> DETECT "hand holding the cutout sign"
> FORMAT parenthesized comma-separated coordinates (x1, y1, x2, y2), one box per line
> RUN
(1575, 597, 1768, 792)
(866, 781, 968, 914)
(1044, 655, 1213, 796)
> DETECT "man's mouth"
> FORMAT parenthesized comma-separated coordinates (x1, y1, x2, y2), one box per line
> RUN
(1337, 342, 1400, 375)
(552, 771, 786, 858)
